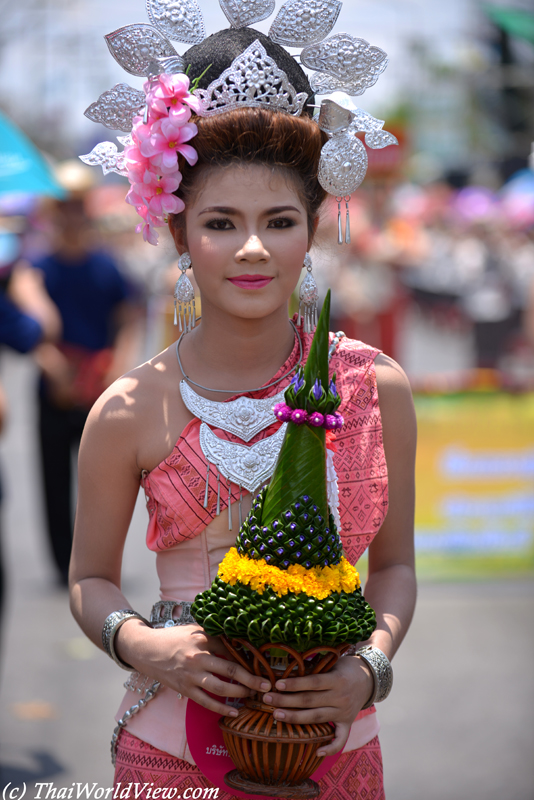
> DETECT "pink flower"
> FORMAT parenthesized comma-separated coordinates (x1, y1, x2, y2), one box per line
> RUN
(127, 173, 184, 216)
(308, 412, 324, 427)
(291, 409, 308, 424)
(140, 118, 198, 174)
(145, 73, 203, 117)
(121, 73, 200, 246)
(324, 414, 338, 430)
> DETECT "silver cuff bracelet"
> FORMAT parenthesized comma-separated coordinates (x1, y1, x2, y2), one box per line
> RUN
(102, 609, 148, 671)
(355, 645, 393, 707)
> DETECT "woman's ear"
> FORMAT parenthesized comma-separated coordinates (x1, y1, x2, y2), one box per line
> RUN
(168, 215, 187, 255)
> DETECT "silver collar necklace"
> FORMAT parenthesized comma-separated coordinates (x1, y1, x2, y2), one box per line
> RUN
(175, 319, 303, 396)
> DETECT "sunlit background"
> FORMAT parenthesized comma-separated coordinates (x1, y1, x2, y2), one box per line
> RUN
(1, 1, 533, 798)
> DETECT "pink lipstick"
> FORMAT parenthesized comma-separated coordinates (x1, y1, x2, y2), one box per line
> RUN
(228, 274, 273, 289)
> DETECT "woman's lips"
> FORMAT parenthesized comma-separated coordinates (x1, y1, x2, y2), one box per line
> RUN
(228, 275, 273, 289)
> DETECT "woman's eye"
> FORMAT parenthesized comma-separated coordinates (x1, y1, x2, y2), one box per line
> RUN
(206, 218, 234, 230)
(268, 217, 295, 229)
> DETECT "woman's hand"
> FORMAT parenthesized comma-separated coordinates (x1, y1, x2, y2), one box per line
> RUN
(261, 655, 373, 757)
(115, 620, 272, 718)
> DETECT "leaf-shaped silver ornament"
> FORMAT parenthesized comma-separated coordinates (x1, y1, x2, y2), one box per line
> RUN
(364, 129, 398, 149)
(318, 132, 368, 196)
(219, 0, 275, 28)
(349, 108, 385, 134)
(117, 134, 134, 147)
(146, 0, 205, 44)
(302, 34, 388, 96)
(269, 0, 342, 47)
(145, 55, 187, 81)
(84, 84, 146, 132)
(79, 142, 129, 177)
(105, 25, 178, 77)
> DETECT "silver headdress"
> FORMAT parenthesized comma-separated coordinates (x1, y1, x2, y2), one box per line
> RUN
(80, 0, 398, 245)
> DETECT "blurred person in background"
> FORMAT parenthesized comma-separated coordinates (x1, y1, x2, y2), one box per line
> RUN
(28, 163, 143, 587)
(0, 227, 61, 643)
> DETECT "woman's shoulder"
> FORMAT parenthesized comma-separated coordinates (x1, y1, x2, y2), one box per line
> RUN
(84, 345, 177, 443)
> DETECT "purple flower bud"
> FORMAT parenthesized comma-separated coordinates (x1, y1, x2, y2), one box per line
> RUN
(329, 379, 338, 398)
(334, 412, 344, 430)
(313, 379, 322, 401)
(324, 414, 338, 430)
(291, 372, 305, 392)
(291, 409, 308, 424)
(308, 412, 324, 427)
(273, 402, 292, 422)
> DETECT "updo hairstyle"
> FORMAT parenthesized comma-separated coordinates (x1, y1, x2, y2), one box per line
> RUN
(171, 28, 328, 242)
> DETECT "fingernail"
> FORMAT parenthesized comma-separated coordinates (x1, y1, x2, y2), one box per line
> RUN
(260, 682, 270, 691)
(263, 694, 273, 703)
(229, 709, 238, 717)
(274, 711, 285, 720)
(317, 750, 326, 758)
(275, 681, 286, 690)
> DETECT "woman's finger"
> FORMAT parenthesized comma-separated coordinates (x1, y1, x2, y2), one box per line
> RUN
(187, 686, 240, 718)
(270, 706, 339, 725)
(263, 690, 330, 709)
(316, 722, 351, 758)
(273, 673, 333, 693)
(207, 655, 271, 693)
(200, 674, 259, 699)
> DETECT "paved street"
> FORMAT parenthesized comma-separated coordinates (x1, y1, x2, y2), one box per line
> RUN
(1, 350, 533, 800)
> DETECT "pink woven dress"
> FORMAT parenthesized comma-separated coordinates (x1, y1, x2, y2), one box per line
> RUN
(114, 322, 389, 799)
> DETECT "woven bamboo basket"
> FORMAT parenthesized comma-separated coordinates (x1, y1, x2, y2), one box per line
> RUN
(219, 637, 348, 798)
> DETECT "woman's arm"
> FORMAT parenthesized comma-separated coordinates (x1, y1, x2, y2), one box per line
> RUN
(261, 353, 417, 754)
(69, 376, 271, 715)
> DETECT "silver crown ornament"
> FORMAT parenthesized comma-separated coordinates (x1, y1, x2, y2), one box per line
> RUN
(174, 253, 196, 332)
(195, 40, 308, 117)
(81, 0, 399, 246)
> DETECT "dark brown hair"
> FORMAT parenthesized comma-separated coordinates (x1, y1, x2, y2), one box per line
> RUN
(172, 107, 328, 242)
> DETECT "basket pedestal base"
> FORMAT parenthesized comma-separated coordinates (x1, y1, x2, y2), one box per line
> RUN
(219, 638, 350, 799)
(224, 769, 320, 799)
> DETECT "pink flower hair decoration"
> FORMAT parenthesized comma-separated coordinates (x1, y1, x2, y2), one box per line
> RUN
(124, 72, 203, 246)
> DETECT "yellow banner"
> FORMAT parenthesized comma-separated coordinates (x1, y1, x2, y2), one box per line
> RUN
(414, 391, 534, 579)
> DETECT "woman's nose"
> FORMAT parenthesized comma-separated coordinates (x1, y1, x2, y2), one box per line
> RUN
(236, 235, 269, 262)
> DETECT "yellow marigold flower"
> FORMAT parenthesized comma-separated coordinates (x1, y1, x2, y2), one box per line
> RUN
(218, 548, 360, 599)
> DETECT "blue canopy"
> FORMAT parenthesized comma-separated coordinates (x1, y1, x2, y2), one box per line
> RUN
(0, 110, 65, 198)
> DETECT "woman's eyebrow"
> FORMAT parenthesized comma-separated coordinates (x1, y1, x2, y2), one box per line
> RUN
(198, 205, 302, 216)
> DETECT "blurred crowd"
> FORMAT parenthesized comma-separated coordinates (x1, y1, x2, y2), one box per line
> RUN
(313, 169, 534, 383)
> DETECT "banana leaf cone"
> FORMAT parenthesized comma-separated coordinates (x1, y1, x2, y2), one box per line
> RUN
(192, 291, 376, 652)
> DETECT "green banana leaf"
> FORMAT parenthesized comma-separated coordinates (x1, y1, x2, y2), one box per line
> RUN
(262, 291, 332, 525)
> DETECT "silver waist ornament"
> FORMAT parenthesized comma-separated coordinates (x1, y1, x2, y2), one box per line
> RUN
(80, 0, 398, 248)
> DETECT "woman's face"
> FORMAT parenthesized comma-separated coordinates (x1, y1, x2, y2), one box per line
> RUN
(173, 163, 310, 322)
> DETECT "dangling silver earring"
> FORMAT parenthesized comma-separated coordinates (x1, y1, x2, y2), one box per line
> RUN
(298, 253, 319, 334)
(174, 252, 196, 332)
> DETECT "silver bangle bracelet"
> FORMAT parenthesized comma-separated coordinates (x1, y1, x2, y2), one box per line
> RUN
(102, 609, 149, 671)
(355, 645, 393, 708)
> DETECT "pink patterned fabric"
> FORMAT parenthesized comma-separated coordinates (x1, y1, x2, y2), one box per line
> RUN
(114, 729, 385, 799)
(143, 319, 388, 563)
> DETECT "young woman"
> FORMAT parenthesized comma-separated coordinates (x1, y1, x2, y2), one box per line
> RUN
(70, 29, 416, 800)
